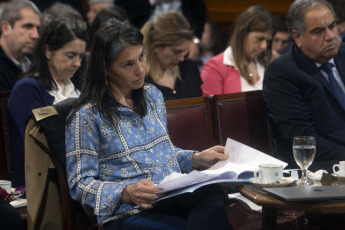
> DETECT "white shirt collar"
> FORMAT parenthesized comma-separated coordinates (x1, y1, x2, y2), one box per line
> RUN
(315, 58, 335, 68)
(223, 46, 265, 92)
(223, 46, 261, 71)
(48, 78, 80, 104)
(223, 46, 236, 67)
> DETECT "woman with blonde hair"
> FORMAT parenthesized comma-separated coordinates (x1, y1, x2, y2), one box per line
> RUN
(201, 5, 273, 96)
(141, 11, 202, 100)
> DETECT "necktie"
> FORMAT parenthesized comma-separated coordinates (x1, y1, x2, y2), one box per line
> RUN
(319, 63, 345, 111)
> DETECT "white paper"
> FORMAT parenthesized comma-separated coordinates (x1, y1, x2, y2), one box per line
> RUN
(155, 138, 287, 195)
(228, 193, 262, 211)
(206, 138, 288, 174)
(10, 198, 27, 208)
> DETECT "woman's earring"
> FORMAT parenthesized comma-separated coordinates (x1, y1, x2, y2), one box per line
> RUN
(46, 56, 50, 61)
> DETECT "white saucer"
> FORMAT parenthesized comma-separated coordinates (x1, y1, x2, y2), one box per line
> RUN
(331, 173, 345, 181)
(249, 177, 295, 188)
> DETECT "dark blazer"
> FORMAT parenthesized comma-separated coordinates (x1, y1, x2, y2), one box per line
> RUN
(145, 59, 202, 100)
(263, 43, 345, 172)
(115, 0, 206, 38)
(0, 45, 22, 92)
(8, 77, 54, 187)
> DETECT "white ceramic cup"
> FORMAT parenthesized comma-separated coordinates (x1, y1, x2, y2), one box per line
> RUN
(333, 161, 345, 176)
(254, 164, 283, 183)
(0, 180, 11, 193)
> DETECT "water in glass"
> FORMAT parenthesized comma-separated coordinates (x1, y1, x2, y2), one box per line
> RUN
(293, 136, 316, 186)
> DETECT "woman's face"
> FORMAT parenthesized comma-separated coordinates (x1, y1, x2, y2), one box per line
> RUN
(155, 39, 190, 70)
(107, 45, 146, 96)
(45, 38, 86, 83)
(243, 30, 272, 60)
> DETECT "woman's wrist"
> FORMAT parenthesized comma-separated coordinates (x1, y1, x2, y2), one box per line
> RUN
(191, 151, 201, 169)
(121, 185, 131, 204)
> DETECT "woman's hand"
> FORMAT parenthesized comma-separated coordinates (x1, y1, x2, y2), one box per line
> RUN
(191, 145, 228, 170)
(122, 179, 164, 209)
(187, 41, 200, 60)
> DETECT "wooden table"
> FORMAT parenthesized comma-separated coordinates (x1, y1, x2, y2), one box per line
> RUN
(238, 183, 345, 229)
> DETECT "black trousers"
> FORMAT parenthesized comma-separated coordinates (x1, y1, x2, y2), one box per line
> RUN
(103, 184, 233, 230)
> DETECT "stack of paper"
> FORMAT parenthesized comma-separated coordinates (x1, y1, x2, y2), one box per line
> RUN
(10, 198, 27, 208)
(155, 138, 287, 201)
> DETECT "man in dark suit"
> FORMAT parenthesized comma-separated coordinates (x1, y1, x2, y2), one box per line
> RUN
(0, 1, 41, 92)
(263, 0, 345, 172)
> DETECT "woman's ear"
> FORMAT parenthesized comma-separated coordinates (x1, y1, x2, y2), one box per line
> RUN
(45, 45, 51, 60)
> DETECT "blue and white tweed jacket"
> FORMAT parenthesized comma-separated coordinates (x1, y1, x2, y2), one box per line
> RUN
(65, 84, 195, 225)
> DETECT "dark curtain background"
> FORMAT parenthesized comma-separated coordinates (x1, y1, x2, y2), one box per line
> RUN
(30, 0, 87, 17)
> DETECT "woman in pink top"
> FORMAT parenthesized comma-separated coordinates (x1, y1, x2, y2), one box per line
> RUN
(201, 5, 273, 96)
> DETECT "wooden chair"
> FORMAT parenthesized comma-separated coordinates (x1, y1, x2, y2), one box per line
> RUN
(0, 91, 13, 181)
(165, 96, 215, 151)
(211, 90, 273, 155)
(0, 91, 28, 229)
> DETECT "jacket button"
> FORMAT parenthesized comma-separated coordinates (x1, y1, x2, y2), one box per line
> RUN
(38, 172, 41, 176)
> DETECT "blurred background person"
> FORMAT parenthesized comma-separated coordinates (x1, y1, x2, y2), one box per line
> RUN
(41, 2, 83, 30)
(197, 20, 227, 72)
(86, 0, 114, 26)
(326, 0, 345, 43)
(201, 5, 273, 96)
(141, 11, 202, 100)
(88, 5, 130, 42)
(115, 0, 205, 38)
(0, 1, 41, 92)
(8, 18, 88, 188)
(271, 15, 291, 60)
(115, 0, 206, 60)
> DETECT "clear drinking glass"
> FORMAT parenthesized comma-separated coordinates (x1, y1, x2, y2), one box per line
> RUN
(292, 136, 316, 186)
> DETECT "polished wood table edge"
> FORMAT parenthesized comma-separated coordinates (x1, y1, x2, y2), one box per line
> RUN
(238, 184, 345, 213)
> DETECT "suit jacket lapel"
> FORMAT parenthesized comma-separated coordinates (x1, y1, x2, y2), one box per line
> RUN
(293, 45, 341, 102)
(334, 51, 345, 85)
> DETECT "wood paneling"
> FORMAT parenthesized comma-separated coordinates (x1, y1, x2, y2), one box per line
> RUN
(205, 0, 294, 25)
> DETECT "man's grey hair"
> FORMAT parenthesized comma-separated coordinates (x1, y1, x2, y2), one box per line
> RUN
(0, 1, 41, 36)
(287, 0, 335, 35)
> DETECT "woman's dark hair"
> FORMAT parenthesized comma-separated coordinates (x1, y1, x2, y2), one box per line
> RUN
(68, 18, 146, 126)
(20, 18, 88, 91)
